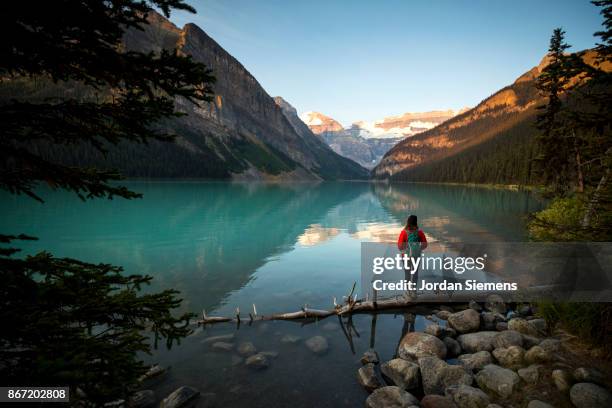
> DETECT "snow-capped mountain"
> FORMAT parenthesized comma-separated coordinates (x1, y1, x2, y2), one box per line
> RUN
(350, 109, 468, 139)
(299, 108, 466, 168)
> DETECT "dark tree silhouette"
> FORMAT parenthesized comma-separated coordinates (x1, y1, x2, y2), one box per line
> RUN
(0, 0, 215, 404)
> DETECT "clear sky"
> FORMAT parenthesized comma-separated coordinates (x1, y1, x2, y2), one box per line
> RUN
(169, 0, 604, 125)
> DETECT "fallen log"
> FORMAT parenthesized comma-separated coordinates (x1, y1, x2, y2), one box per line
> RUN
(196, 281, 458, 325)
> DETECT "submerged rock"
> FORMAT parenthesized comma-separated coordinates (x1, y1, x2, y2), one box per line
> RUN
(139, 364, 168, 382)
(495, 322, 508, 331)
(361, 349, 380, 365)
(398, 332, 447, 361)
(445, 384, 490, 408)
(457, 331, 498, 353)
(448, 309, 481, 333)
(160, 386, 200, 408)
(201, 333, 235, 344)
(538, 338, 561, 353)
(380, 359, 420, 390)
(260, 351, 279, 359)
(280, 334, 301, 344)
(357, 363, 384, 392)
(365, 386, 419, 408)
(128, 390, 155, 408)
(237, 341, 257, 356)
(305, 335, 329, 355)
(230, 355, 243, 366)
(475, 364, 519, 399)
(570, 382, 612, 408)
(211, 341, 234, 351)
(458, 351, 493, 373)
(245, 353, 269, 369)
(419, 356, 473, 395)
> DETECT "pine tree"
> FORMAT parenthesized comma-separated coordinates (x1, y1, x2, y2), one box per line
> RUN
(0, 1, 215, 404)
(535, 28, 574, 195)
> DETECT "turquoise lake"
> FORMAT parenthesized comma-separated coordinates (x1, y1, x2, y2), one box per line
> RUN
(0, 181, 544, 407)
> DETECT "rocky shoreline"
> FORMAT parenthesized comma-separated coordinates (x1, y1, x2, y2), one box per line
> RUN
(358, 296, 612, 408)
(121, 296, 611, 408)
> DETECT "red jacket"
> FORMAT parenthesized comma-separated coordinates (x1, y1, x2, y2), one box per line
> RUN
(397, 228, 428, 252)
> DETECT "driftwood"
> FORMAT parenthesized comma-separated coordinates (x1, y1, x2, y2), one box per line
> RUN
(197, 282, 449, 326)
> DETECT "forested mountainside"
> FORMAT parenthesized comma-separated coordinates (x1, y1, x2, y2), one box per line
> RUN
(373, 50, 607, 185)
(0, 12, 367, 180)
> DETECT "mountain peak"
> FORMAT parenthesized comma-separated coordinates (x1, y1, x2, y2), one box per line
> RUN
(299, 111, 344, 134)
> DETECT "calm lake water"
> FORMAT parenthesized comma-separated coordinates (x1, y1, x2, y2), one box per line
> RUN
(0, 181, 544, 407)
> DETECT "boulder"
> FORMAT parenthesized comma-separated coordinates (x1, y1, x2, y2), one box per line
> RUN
(492, 346, 525, 370)
(552, 369, 573, 392)
(211, 341, 233, 351)
(421, 394, 458, 408)
(485, 294, 506, 314)
(419, 356, 473, 395)
(398, 332, 447, 361)
(570, 382, 612, 408)
(445, 384, 490, 408)
(425, 323, 444, 338)
(480, 312, 505, 331)
(237, 341, 257, 356)
(508, 318, 539, 336)
(437, 310, 452, 320)
(469, 300, 483, 312)
(305, 336, 328, 355)
(457, 332, 498, 353)
(518, 304, 533, 316)
(528, 318, 547, 333)
(444, 337, 462, 358)
(522, 334, 542, 349)
(527, 401, 554, 408)
(245, 353, 269, 369)
(518, 364, 543, 383)
(524, 345, 551, 365)
(361, 349, 380, 365)
(495, 322, 508, 331)
(128, 390, 155, 408)
(492, 330, 523, 349)
(538, 338, 561, 354)
(458, 351, 493, 373)
(448, 309, 481, 333)
(365, 386, 419, 408)
(380, 359, 420, 390)
(357, 363, 383, 392)
(160, 386, 200, 408)
(574, 367, 605, 385)
(443, 327, 458, 338)
(475, 364, 520, 399)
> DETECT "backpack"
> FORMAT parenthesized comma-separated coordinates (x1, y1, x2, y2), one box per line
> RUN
(407, 229, 422, 258)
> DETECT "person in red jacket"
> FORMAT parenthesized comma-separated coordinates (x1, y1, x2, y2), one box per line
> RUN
(397, 215, 427, 296)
